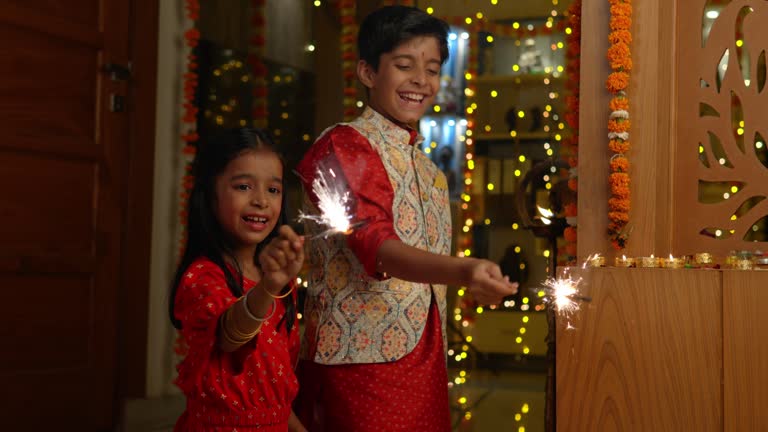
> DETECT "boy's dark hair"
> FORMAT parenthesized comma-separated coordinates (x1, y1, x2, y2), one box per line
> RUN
(169, 128, 295, 333)
(358, 6, 450, 70)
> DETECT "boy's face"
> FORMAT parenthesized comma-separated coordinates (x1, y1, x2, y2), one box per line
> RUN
(358, 36, 442, 126)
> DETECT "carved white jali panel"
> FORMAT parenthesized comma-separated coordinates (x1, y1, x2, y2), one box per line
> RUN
(676, 0, 768, 254)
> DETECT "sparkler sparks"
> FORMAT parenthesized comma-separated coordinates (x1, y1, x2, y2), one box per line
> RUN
(542, 271, 591, 317)
(297, 167, 359, 238)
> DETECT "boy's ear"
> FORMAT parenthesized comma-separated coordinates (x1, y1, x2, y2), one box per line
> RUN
(357, 60, 376, 89)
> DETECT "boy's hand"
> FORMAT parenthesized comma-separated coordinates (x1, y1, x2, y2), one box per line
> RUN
(259, 225, 305, 294)
(462, 258, 518, 305)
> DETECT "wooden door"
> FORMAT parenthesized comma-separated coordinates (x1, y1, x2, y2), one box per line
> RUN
(0, 0, 131, 429)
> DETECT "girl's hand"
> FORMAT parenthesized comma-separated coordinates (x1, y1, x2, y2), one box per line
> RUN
(259, 225, 305, 294)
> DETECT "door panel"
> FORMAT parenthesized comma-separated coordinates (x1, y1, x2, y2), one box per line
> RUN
(0, 0, 131, 429)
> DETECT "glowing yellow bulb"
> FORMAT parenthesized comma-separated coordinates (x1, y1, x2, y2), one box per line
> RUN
(518, 110, 525, 118)
(491, 90, 499, 98)
(515, 337, 523, 343)
(468, 160, 475, 170)
(515, 413, 522, 421)
(459, 397, 467, 404)
(486, 35, 494, 43)
(737, 128, 744, 135)
(513, 22, 520, 29)
(466, 336, 473, 342)
(476, 12, 484, 19)
(426, 7, 434, 14)
(433, 105, 441, 113)
(522, 403, 530, 413)
(543, 250, 551, 258)
(523, 297, 529, 304)
(313, 0, 321, 6)
(465, 17, 473, 24)
(514, 169, 521, 177)
(458, 289, 465, 296)
(519, 327, 526, 334)
(731, 215, 738, 221)
(512, 223, 519, 230)
(736, 39, 744, 47)
(510, 130, 518, 137)
(476, 306, 484, 314)
(464, 249, 472, 256)
(487, 183, 495, 191)
(519, 155, 526, 162)
(522, 316, 529, 323)
(514, 246, 521, 253)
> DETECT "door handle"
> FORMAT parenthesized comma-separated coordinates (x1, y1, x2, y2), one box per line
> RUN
(102, 62, 132, 81)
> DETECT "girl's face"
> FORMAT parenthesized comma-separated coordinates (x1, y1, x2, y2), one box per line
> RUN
(214, 149, 283, 252)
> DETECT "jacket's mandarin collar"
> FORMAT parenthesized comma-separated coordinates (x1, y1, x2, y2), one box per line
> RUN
(360, 106, 423, 147)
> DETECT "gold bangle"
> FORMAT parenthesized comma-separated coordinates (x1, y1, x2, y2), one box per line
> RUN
(243, 290, 277, 321)
(221, 307, 261, 345)
(262, 283, 295, 299)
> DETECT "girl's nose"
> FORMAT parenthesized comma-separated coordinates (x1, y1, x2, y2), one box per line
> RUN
(251, 192, 268, 208)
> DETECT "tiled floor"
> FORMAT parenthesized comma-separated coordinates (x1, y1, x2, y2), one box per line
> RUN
(122, 368, 546, 432)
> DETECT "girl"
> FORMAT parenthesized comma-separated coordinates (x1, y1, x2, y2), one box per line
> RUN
(169, 128, 307, 432)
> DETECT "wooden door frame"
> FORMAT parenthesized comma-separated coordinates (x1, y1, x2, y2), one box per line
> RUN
(117, 0, 159, 400)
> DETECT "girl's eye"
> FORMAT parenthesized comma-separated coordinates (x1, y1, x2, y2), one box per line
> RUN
(269, 187, 282, 195)
(235, 184, 251, 191)
(396, 64, 411, 70)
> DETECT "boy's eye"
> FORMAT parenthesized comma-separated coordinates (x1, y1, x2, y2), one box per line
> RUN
(396, 64, 411, 70)
(269, 187, 282, 194)
(428, 69, 440, 76)
(235, 184, 251, 191)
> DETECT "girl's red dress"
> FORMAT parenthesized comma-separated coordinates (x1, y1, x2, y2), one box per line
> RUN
(173, 257, 299, 431)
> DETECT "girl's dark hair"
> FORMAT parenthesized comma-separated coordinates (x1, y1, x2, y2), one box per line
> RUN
(357, 6, 450, 71)
(169, 128, 295, 334)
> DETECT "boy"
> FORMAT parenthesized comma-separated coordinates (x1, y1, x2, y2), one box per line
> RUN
(295, 6, 518, 431)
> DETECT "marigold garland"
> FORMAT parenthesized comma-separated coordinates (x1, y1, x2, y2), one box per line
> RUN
(249, 0, 268, 128)
(178, 0, 200, 259)
(340, 0, 358, 121)
(560, 0, 581, 264)
(606, 0, 632, 250)
(175, 0, 201, 359)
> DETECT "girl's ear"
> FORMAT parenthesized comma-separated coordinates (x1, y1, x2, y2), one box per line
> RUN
(357, 60, 376, 89)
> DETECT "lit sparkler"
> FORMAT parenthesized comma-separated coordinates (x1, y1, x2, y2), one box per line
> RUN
(296, 167, 362, 238)
(542, 271, 591, 318)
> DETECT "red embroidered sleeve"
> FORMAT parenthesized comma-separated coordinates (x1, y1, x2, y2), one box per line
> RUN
(297, 125, 399, 278)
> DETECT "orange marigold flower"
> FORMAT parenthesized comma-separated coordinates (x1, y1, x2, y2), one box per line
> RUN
(610, 172, 630, 186)
(610, 15, 632, 31)
(568, 178, 578, 192)
(606, 72, 629, 92)
(608, 30, 633, 45)
(609, 211, 630, 223)
(611, 3, 633, 17)
(609, 139, 631, 154)
(610, 156, 630, 172)
(565, 203, 578, 217)
(608, 119, 631, 133)
(608, 42, 630, 62)
(564, 227, 578, 243)
(611, 185, 630, 199)
(609, 197, 631, 212)
(609, 97, 629, 111)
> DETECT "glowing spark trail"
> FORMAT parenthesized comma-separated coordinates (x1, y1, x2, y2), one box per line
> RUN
(542, 272, 591, 318)
(297, 168, 360, 238)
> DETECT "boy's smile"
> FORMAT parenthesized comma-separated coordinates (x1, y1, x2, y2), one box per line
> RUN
(358, 36, 442, 126)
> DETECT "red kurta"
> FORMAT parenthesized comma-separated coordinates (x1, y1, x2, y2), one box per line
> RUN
(295, 124, 451, 431)
(173, 257, 300, 431)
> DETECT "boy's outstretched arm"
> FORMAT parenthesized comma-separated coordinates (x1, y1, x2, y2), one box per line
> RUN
(376, 239, 518, 305)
